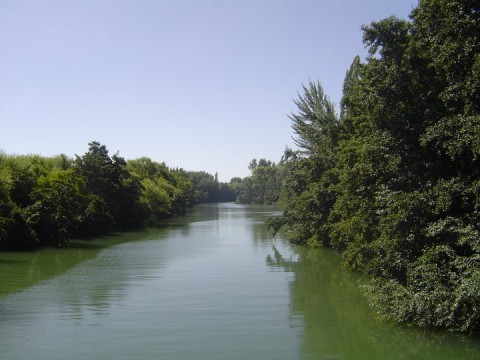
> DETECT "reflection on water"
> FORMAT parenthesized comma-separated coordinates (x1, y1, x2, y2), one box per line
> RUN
(1, 203, 479, 360)
(266, 243, 480, 360)
(0, 228, 169, 297)
(0, 204, 300, 360)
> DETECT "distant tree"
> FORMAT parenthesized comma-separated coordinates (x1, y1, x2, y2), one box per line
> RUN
(236, 158, 283, 205)
(185, 171, 235, 203)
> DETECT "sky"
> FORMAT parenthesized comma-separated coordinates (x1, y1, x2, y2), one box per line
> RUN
(0, 0, 417, 181)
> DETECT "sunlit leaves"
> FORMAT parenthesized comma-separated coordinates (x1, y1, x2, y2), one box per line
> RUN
(0, 143, 209, 249)
(290, 81, 338, 156)
(276, 0, 480, 333)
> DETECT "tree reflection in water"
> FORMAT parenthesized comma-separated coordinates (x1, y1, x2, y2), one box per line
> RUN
(266, 242, 480, 360)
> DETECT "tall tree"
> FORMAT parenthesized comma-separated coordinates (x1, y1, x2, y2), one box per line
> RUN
(271, 0, 480, 333)
(268, 82, 339, 246)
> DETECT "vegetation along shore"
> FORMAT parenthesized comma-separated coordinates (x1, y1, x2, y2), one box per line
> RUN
(1, 0, 479, 336)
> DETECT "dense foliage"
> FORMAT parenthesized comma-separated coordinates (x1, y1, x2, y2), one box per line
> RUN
(233, 159, 285, 205)
(184, 171, 236, 203)
(269, 0, 480, 334)
(0, 141, 234, 250)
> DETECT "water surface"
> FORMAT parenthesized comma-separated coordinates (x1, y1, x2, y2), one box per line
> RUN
(1, 203, 479, 359)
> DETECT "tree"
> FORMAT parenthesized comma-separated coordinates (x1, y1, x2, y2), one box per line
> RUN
(267, 82, 339, 246)
(26, 169, 86, 246)
(236, 159, 282, 205)
(185, 171, 235, 203)
(74, 141, 142, 233)
(127, 157, 199, 224)
(290, 81, 338, 156)
(271, 0, 480, 333)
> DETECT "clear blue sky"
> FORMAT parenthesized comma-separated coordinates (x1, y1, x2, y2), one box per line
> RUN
(0, 0, 416, 181)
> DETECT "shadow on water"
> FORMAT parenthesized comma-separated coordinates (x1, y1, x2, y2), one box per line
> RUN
(0, 203, 226, 299)
(0, 228, 168, 298)
(0, 259, 29, 265)
(0, 225, 179, 325)
(2, 203, 479, 360)
(66, 241, 106, 249)
(266, 243, 480, 360)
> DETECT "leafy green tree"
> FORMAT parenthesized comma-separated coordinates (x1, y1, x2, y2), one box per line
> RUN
(0, 154, 73, 249)
(186, 171, 218, 203)
(26, 169, 86, 246)
(74, 141, 142, 233)
(126, 157, 172, 183)
(271, 0, 480, 333)
(290, 81, 338, 156)
(0, 143, 233, 249)
(139, 177, 173, 224)
(0, 205, 37, 250)
(267, 81, 339, 246)
(412, 0, 480, 115)
(367, 1, 480, 333)
(127, 157, 197, 225)
(236, 159, 283, 205)
(169, 172, 196, 214)
(185, 171, 235, 203)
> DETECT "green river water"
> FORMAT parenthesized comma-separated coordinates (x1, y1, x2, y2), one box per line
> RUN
(1, 203, 479, 359)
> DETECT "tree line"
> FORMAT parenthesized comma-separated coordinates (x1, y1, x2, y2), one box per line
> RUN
(230, 159, 285, 205)
(0, 141, 235, 251)
(2, 0, 478, 335)
(240, 0, 479, 334)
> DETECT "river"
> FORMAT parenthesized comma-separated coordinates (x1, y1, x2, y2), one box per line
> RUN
(1, 203, 479, 359)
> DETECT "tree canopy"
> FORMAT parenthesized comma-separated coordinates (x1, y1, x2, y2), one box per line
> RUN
(269, 0, 480, 334)
(0, 142, 235, 250)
